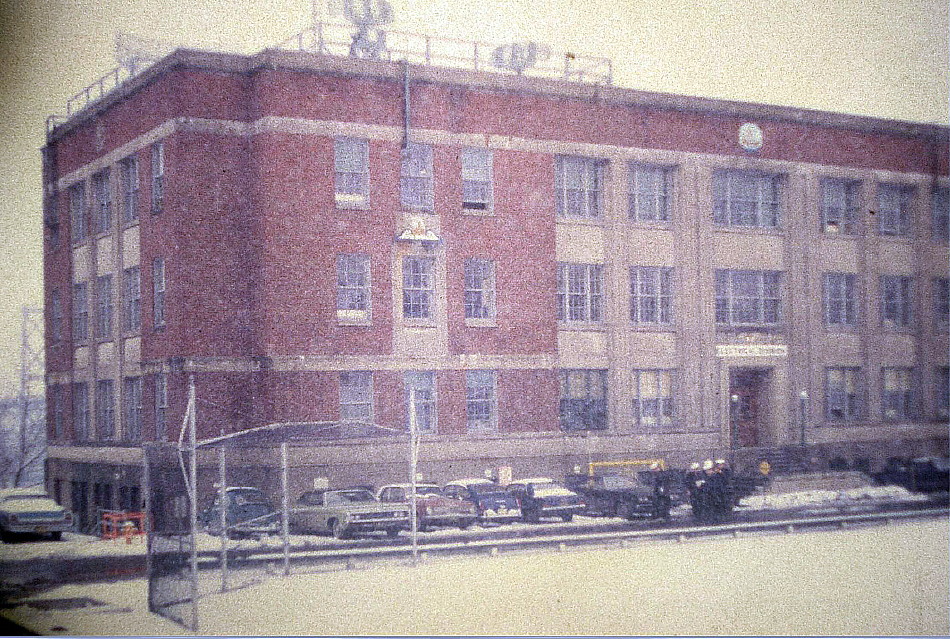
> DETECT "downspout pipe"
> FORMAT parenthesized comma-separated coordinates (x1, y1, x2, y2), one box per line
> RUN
(402, 59, 410, 150)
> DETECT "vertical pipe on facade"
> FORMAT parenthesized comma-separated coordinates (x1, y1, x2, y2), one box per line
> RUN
(187, 376, 199, 632)
(281, 442, 290, 576)
(402, 60, 410, 150)
(218, 446, 228, 592)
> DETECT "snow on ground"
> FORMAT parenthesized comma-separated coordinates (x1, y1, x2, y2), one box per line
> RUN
(736, 484, 930, 511)
(4, 518, 948, 636)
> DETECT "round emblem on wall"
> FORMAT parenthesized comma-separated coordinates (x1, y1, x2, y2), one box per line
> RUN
(738, 122, 763, 152)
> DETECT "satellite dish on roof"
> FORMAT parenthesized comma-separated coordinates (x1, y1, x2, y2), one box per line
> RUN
(343, 0, 392, 58)
(491, 42, 551, 75)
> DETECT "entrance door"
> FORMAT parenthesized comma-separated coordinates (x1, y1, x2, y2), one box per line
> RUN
(730, 368, 770, 448)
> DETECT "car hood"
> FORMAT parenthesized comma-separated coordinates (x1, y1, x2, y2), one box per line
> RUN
(2, 499, 68, 514)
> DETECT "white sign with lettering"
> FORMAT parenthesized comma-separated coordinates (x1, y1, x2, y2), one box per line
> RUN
(716, 344, 788, 358)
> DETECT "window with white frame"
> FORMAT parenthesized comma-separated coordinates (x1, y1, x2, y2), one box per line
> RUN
(820, 177, 859, 234)
(936, 367, 949, 421)
(337, 254, 371, 322)
(124, 266, 141, 332)
(154, 372, 167, 441)
(559, 369, 607, 431)
(825, 367, 862, 422)
(934, 278, 949, 331)
(73, 382, 89, 441)
(556, 155, 604, 219)
(714, 270, 782, 327)
(400, 143, 433, 211)
(557, 263, 603, 323)
(628, 163, 671, 222)
(461, 148, 493, 211)
(464, 258, 495, 320)
(96, 379, 116, 441)
(120, 156, 139, 223)
(340, 371, 373, 433)
(334, 138, 369, 208)
(880, 275, 912, 328)
(50, 289, 62, 343)
(630, 267, 673, 325)
(402, 256, 434, 320)
(932, 186, 949, 241)
(94, 274, 113, 339)
(405, 371, 436, 432)
(92, 169, 111, 235)
(72, 282, 88, 342)
(151, 142, 164, 213)
(823, 273, 857, 327)
(153, 258, 166, 327)
(713, 170, 781, 228)
(70, 182, 87, 243)
(881, 367, 915, 421)
(632, 369, 674, 430)
(466, 370, 497, 432)
(877, 183, 914, 236)
(123, 376, 142, 441)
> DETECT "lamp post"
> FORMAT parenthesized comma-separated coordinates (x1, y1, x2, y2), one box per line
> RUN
(730, 394, 739, 450)
(798, 390, 808, 448)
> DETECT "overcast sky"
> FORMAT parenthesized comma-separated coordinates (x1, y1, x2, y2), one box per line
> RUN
(0, 0, 946, 393)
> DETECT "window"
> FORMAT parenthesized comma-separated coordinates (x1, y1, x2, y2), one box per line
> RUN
(557, 263, 603, 323)
(340, 371, 373, 434)
(50, 290, 62, 343)
(47, 202, 61, 249)
(936, 367, 949, 421)
(94, 274, 113, 339)
(632, 369, 674, 430)
(556, 155, 604, 219)
(334, 138, 369, 208)
(120, 156, 139, 223)
(51, 385, 64, 439)
(461, 148, 492, 211)
(825, 367, 862, 422)
(713, 170, 781, 228)
(70, 182, 87, 243)
(630, 267, 673, 325)
(628, 163, 671, 222)
(464, 259, 495, 320)
(932, 186, 949, 241)
(400, 143, 433, 211)
(402, 256, 434, 320)
(877, 184, 913, 236)
(123, 266, 141, 332)
(72, 282, 88, 342)
(123, 377, 142, 441)
(153, 258, 166, 327)
(820, 178, 859, 234)
(151, 142, 164, 213)
(405, 371, 436, 432)
(559, 369, 607, 431)
(934, 278, 949, 331)
(881, 367, 915, 421)
(880, 275, 912, 328)
(715, 270, 782, 327)
(96, 379, 116, 441)
(92, 169, 111, 235)
(154, 372, 167, 441)
(823, 273, 856, 327)
(72, 382, 89, 441)
(466, 370, 497, 432)
(337, 255, 371, 322)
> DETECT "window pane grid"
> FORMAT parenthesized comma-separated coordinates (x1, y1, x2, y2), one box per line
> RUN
(124, 267, 141, 332)
(558, 263, 603, 322)
(877, 184, 913, 236)
(334, 138, 369, 206)
(628, 164, 670, 222)
(94, 275, 113, 339)
(558, 369, 607, 431)
(715, 270, 782, 327)
(820, 178, 859, 234)
(337, 255, 370, 313)
(153, 258, 165, 327)
(120, 157, 139, 223)
(466, 370, 497, 432)
(630, 267, 673, 324)
(882, 367, 915, 421)
(932, 186, 949, 241)
(403, 256, 434, 319)
(823, 273, 856, 326)
(632, 369, 675, 430)
(405, 371, 436, 432)
(462, 148, 493, 211)
(825, 367, 862, 422)
(151, 143, 164, 213)
(154, 373, 167, 441)
(73, 382, 89, 441)
(881, 275, 912, 328)
(556, 156, 603, 218)
(96, 379, 115, 441)
(464, 259, 495, 319)
(123, 377, 142, 442)
(92, 170, 111, 235)
(72, 283, 88, 341)
(340, 371, 373, 435)
(400, 143, 433, 210)
(713, 170, 780, 228)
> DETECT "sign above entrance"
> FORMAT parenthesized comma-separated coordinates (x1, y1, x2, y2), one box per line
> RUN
(717, 344, 788, 358)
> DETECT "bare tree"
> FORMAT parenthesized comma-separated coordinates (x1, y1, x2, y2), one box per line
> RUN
(0, 394, 46, 488)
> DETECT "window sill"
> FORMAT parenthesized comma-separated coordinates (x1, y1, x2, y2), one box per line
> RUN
(401, 319, 438, 328)
(556, 216, 604, 227)
(335, 196, 370, 210)
(630, 323, 675, 332)
(880, 325, 915, 334)
(461, 207, 495, 217)
(121, 219, 140, 231)
(823, 325, 859, 334)
(820, 231, 861, 239)
(338, 318, 373, 327)
(712, 225, 784, 236)
(464, 318, 497, 328)
(715, 325, 784, 333)
(153, 325, 166, 333)
(122, 330, 142, 339)
(558, 322, 606, 331)
(94, 230, 112, 240)
(626, 219, 673, 229)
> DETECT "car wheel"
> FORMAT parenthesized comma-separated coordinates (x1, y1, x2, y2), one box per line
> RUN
(616, 502, 633, 520)
(331, 519, 350, 540)
(50, 531, 62, 541)
(0, 529, 12, 543)
(524, 509, 541, 524)
(561, 513, 573, 523)
(386, 527, 400, 539)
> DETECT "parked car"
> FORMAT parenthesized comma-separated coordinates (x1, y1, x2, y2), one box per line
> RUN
(0, 487, 74, 542)
(442, 479, 522, 525)
(289, 487, 410, 539)
(873, 456, 950, 493)
(377, 483, 477, 531)
(505, 478, 586, 523)
(198, 487, 280, 539)
(564, 473, 671, 520)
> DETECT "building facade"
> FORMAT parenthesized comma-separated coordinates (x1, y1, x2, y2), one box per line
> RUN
(43, 47, 949, 528)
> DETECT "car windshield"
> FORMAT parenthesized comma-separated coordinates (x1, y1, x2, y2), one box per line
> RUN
(230, 490, 270, 505)
(325, 490, 376, 505)
(415, 486, 442, 496)
(532, 485, 575, 498)
(599, 475, 641, 489)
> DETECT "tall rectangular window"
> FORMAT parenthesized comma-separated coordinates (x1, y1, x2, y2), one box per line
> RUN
(556, 156, 604, 219)
(337, 254, 371, 322)
(72, 282, 88, 342)
(70, 182, 87, 243)
(400, 143, 433, 211)
(820, 177, 859, 234)
(880, 275, 912, 328)
(630, 267, 673, 325)
(47, 201, 61, 249)
(932, 186, 949, 241)
(877, 183, 914, 236)
(120, 155, 139, 223)
(632, 369, 674, 430)
(557, 263, 603, 323)
(50, 290, 62, 343)
(92, 169, 111, 235)
(151, 142, 164, 213)
(153, 258, 166, 327)
(72, 382, 89, 441)
(51, 385, 64, 439)
(340, 371, 373, 433)
(461, 148, 493, 211)
(628, 163, 671, 222)
(94, 274, 113, 339)
(464, 259, 495, 320)
(334, 138, 369, 208)
(405, 371, 436, 432)
(823, 273, 857, 327)
(825, 367, 862, 422)
(936, 367, 949, 421)
(154, 372, 167, 441)
(96, 379, 116, 441)
(123, 266, 141, 332)
(713, 170, 781, 228)
(881, 367, 915, 421)
(123, 376, 142, 441)
(466, 370, 497, 432)
(402, 256, 434, 319)
(559, 369, 607, 431)
(714, 270, 782, 327)
(934, 277, 949, 331)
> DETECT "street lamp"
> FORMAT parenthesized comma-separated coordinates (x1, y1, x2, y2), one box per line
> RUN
(730, 394, 739, 450)
(799, 390, 809, 448)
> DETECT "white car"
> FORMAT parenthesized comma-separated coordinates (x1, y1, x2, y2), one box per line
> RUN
(0, 487, 74, 542)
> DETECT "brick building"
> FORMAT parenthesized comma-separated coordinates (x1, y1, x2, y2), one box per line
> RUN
(42, 43, 949, 528)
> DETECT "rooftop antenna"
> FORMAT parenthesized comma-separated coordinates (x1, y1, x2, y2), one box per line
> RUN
(343, 0, 393, 59)
(491, 42, 551, 75)
(115, 32, 178, 75)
